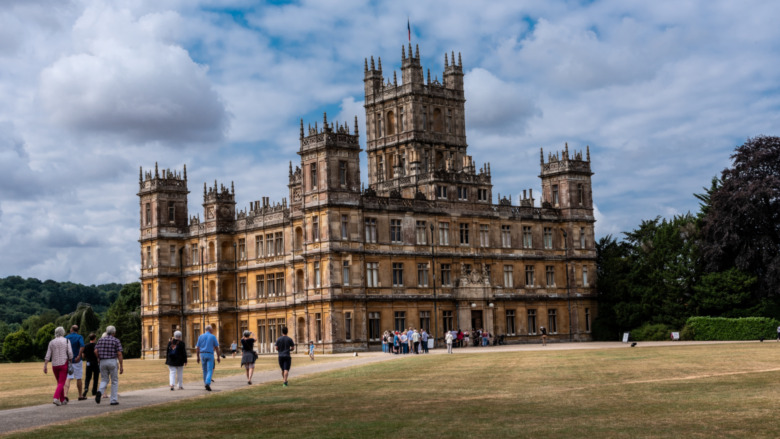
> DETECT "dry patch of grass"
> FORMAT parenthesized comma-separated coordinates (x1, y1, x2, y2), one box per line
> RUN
(7, 343, 780, 438)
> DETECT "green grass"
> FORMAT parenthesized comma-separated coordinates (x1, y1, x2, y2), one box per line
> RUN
(7, 343, 780, 438)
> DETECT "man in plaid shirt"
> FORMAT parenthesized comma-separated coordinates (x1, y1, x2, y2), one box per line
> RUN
(94, 325, 124, 405)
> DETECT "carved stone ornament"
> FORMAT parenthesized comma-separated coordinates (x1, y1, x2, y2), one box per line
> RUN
(207, 207, 215, 219)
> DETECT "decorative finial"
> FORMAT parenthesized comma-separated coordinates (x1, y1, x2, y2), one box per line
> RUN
(451, 51, 455, 66)
(323, 112, 328, 127)
(139, 166, 142, 182)
(289, 161, 293, 177)
(402, 45, 406, 60)
(183, 164, 187, 180)
(364, 58, 368, 72)
(354, 116, 359, 137)
(565, 142, 569, 158)
(415, 44, 419, 58)
(204, 182, 207, 197)
(458, 52, 462, 67)
(314, 121, 318, 133)
(445, 52, 449, 67)
(586, 145, 590, 162)
(427, 69, 431, 84)
(300, 118, 304, 139)
(231, 181, 234, 194)
(393, 71, 397, 85)
(378, 57, 382, 71)
(370, 56, 375, 70)
(154, 162, 159, 178)
(409, 43, 413, 59)
(540, 148, 544, 165)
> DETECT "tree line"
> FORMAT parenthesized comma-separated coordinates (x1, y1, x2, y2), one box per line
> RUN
(594, 136, 780, 340)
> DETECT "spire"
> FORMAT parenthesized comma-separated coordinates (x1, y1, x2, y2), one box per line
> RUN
(323, 112, 328, 129)
(203, 182, 207, 197)
(364, 58, 368, 73)
(289, 161, 293, 178)
(183, 164, 187, 180)
(415, 44, 419, 58)
(565, 142, 569, 159)
(378, 56, 382, 71)
(139, 166, 142, 182)
(458, 52, 462, 67)
(299, 118, 304, 139)
(354, 116, 359, 137)
(231, 181, 234, 194)
(393, 71, 397, 86)
(540, 148, 544, 165)
(427, 69, 431, 84)
(402, 45, 406, 60)
(370, 56, 375, 70)
(154, 162, 159, 178)
(586, 145, 591, 162)
(408, 43, 413, 59)
(451, 51, 455, 67)
(445, 52, 449, 68)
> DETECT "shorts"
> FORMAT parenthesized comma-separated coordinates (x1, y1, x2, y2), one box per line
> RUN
(68, 361, 83, 379)
(278, 356, 292, 371)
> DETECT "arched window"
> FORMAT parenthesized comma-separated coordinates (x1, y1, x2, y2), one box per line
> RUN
(208, 242, 215, 263)
(296, 269, 304, 294)
(386, 111, 395, 136)
(433, 108, 443, 132)
(208, 280, 216, 302)
(295, 227, 303, 251)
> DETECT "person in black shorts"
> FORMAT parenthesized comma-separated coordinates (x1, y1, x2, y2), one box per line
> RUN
(275, 326, 295, 387)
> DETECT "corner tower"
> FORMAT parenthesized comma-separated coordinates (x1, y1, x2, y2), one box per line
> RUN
(539, 144, 594, 219)
(138, 163, 189, 238)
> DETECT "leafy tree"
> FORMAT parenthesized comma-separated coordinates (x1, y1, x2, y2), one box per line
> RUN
(3, 329, 34, 362)
(35, 323, 56, 359)
(592, 235, 634, 340)
(700, 136, 780, 300)
(21, 309, 60, 339)
(692, 267, 756, 317)
(80, 306, 101, 335)
(102, 283, 141, 359)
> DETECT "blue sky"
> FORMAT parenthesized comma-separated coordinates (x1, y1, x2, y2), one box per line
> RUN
(1, 0, 779, 284)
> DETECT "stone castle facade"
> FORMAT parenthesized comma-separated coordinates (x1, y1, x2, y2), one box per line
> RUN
(138, 44, 597, 358)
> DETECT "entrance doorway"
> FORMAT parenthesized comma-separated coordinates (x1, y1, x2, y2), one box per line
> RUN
(471, 310, 483, 332)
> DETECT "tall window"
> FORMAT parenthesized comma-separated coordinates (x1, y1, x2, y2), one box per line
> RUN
(582, 266, 589, 287)
(345, 312, 352, 341)
(342, 260, 350, 286)
(527, 309, 537, 334)
(501, 225, 511, 248)
(276, 273, 284, 297)
(439, 222, 450, 245)
(238, 238, 246, 260)
(341, 215, 349, 240)
(146, 246, 152, 268)
(436, 185, 447, 199)
(446, 108, 453, 133)
(390, 219, 402, 243)
(422, 105, 427, 130)
(546, 266, 555, 286)
(366, 262, 379, 287)
(392, 263, 404, 287)
(441, 264, 451, 286)
(170, 282, 177, 303)
(191, 244, 198, 266)
(543, 227, 553, 249)
(314, 261, 321, 288)
(399, 107, 405, 132)
(339, 161, 347, 186)
(394, 311, 406, 332)
(552, 184, 559, 206)
(416, 221, 427, 244)
(478, 188, 488, 201)
(548, 309, 558, 334)
(523, 226, 533, 249)
(146, 283, 153, 305)
(169, 245, 176, 266)
(257, 320, 266, 349)
(239, 276, 247, 300)
(365, 218, 377, 243)
(369, 312, 381, 341)
(168, 201, 175, 222)
(457, 186, 467, 200)
(192, 281, 200, 303)
(275, 232, 283, 255)
(580, 227, 586, 249)
(312, 216, 320, 241)
(459, 223, 470, 245)
(419, 311, 431, 332)
(255, 235, 262, 258)
(479, 224, 489, 247)
(192, 324, 201, 344)
(578, 183, 584, 206)
(315, 313, 322, 342)
(506, 310, 516, 335)
(443, 310, 454, 333)
(525, 265, 535, 287)
(145, 203, 151, 225)
(417, 263, 429, 287)
(267, 273, 275, 296)
(585, 308, 591, 332)
(256, 275, 264, 298)
(266, 233, 274, 256)
(503, 265, 514, 288)
(310, 163, 317, 189)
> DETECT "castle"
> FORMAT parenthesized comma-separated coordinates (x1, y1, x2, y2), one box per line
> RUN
(138, 44, 597, 357)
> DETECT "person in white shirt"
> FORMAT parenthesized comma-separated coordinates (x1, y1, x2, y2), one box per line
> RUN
(445, 331, 454, 354)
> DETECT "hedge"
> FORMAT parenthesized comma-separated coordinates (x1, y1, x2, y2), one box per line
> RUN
(683, 316, 780, 341)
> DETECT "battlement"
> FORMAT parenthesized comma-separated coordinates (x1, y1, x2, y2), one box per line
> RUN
(238, 196, 288, 220)
(299, 112, 360, 152)
(365, 44, 463, 93)
(138, 163, 187, 193)
(203, 180, 235, 203)
(540, 143, 592, 176)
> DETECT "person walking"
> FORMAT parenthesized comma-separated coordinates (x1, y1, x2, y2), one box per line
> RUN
(230, 340, 238, 358)
(275, 326, 295, 387)
(776, 325, 780, 342)
(421, 329, 429, 353)
(412, 329, 420, 354)
(445, 330, 454, 354)
(82, 333, 100, 398)
(64, 325, 85, 401)
(43, 326, 73, 406)
(457, 329, 464, 348)
(165, 331, 187, 390)
(94, 325, 123, 405)
(393, 331, 400, 354)
(308, 341, 315, 361)
(240, 331, 257, 385)
(195, 325, 221, 391)
(540, 326, 547, 346)
(400, 331, 408, 354)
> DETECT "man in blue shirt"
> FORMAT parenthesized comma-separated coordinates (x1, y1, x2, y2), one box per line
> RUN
(64, 325, 85, 401)
(196, 325, 222, 391)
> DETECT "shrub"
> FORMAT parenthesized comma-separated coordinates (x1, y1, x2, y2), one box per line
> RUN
(3, 329, 35, 362)
(630, 323, 676, 341)
(34, 323, 56, 359)
(684, 316, 780, 340)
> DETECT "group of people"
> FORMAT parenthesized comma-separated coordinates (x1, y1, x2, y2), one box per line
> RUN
(382, 328, 430, 355)
(43, 325, 124, 406)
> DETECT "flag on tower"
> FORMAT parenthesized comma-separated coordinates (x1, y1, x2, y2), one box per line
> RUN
(408, 19, 411, 42)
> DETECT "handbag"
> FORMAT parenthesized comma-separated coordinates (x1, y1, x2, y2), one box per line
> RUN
(67, 358, 74, 375)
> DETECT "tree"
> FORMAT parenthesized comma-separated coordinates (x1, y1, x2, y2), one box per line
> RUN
(700, 136, 780, 301)
(3, 329, 34, 362)
(102, 283, 141, 358)
(692, 268, 756, 316)
(35, 323, 56, 359)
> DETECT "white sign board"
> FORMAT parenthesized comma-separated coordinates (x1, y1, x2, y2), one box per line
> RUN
(622, 332, 630, 343)
(671, 332, 680, 341)
(428, 339, 434, 349)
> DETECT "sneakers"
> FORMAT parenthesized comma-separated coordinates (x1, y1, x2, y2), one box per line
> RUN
(95, 391, 102, 404)
(53, 398, 61, 406)
(178, 386, 184, 390)
(283, 382, 288, 387)
(78, 396, 87, 401)
(110, 402, 119, 406)
(205, 385, 212, 391)
(170, 386, 175, 391)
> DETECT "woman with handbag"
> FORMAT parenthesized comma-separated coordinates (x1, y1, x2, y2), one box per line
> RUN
(240, 331, 257, 385)
(165, 331, 188, 390)
(43, 326, 73, 406)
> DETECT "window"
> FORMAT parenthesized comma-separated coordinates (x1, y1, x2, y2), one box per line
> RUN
(548, 309, 558, 334)
(345, 312, 352, 341)
(446, 109, 452, 133)
(275, 232, 283, 255)
(583, 266, 589, 287)
(578, 183, 584, 206)
(438, 222, 450, 245)
(192, 324, 200, 345)
(257, 320, 266, 349)
(339, 161, 347, 186)
(366, 262, 379, 287)
(191, 244, 198, 266)
(312, 216, 320, 241)
(240, 320, 249, 338)
(442, 310, 454, 333)
(267, 273, 276, 296)
(585, 308, 591, 332)
(457, 186, 467, 200)
(314, 261, 321, 288)
(255, 236, 262, 258)
(479, 224, 489, 247)
(392, 263, 404, 287)
(365, 218, 377, 243)
(256, 275, 264, 298)
(342, 260, 350, 286)
(422, 106, 427, 130)
(523, 226, 533, 249)
(399, 107, 405, 132)
(146, 283, 153, 305)
(503, 265, 514, 288)
(239, 276, 247, 300)
(478, 188, 488, 202)
(369, 312, 381, 341)
(168, 201, 175, 222)
(169, 245, 176, 266)
(192, 281, 200, 303)
(390, 219, 402, 243)
(341, 215, 349, 240)
(436, 185, 447, 199)
(417, 263, 429, 287)
(266, 233, 274, 256)
(310, 163, 317, 189)
(459, 223, 469, 245)
(315, 313, 322, 342)
(146, 246, 152, 268)
(525, 265, 535, 287)
(506, 310, 516, 335)
(500, 225, 511, 248)
(543, 227, 553, 249)
(377, 156, 384, 181)
(238, 238, 246, 260)
(441, 264, 451, 286)
(552, 184, 559, 206)
(276, 274, 284, 297)
(419, 311, 430, 332)
(170, 282, 177, 303)
(580, 227, 586, 249)
(416, 221, 427, 244)
(145, 203, 151, 225)
(394, 311, 406, 333)
(527, 309, 537, 334)
(376, 112, 382, 137)
(546, 266, 555, 286)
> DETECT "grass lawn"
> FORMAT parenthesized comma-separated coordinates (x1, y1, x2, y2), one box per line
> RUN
(6, 343, 780, 438)
(0, 353, 335, 410)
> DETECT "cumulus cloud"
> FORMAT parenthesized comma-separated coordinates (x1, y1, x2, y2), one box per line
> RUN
(465, 67, 539, 134)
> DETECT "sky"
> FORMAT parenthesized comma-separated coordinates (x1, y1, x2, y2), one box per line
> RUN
(1, 0, 779, 285)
